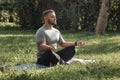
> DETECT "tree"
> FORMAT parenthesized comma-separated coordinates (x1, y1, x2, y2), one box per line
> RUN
(1, 0, 119, 32)
(95, 0, 113, 34)
(16, 0, 55, 29)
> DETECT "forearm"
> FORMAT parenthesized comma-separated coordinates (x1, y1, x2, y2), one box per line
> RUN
(39, 44, 51, 51)
(38, 42, 56, 51)
(60, 42, 75, 48)
(60, 41, 85, 48)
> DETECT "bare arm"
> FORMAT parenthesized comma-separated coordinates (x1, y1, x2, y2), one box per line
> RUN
(59, 42, 75, 48)
(37, 42, 56, 51)
(60, 41, 85, 48)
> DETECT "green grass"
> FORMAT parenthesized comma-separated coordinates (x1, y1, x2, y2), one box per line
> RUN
(0, 28, 120, 80)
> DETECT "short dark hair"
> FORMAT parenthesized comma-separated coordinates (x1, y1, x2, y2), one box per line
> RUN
(42, 9, 55, 16)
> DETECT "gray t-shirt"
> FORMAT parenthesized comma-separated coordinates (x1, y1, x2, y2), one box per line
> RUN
(36, 25, 65, 58)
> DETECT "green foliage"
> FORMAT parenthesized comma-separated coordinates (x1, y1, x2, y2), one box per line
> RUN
(107, 0, 120, 31)
(0, 0, 19, 23)
(54, 0, 100, 31)
(0, 29, 120, 80)
(0, 0, 120, 30)
(15, 0, 41, 29)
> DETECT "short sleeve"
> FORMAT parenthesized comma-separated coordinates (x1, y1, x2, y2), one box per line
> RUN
(58, 32, 65, 44)
(36, 30, 46, 43)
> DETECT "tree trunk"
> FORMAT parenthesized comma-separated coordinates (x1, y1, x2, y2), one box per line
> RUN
(95, 0, 111, 34)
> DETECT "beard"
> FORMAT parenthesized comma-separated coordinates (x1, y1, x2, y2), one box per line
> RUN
(48, 19, 56, 25)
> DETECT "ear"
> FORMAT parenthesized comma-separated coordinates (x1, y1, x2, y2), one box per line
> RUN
(44, 15, 48, 20)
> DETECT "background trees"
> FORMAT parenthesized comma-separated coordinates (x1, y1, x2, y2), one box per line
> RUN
(95, 0, 113, 34)
(0, 0, 120, 33)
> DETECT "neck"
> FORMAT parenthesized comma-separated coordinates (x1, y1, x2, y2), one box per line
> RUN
(44, 23, 53, 29)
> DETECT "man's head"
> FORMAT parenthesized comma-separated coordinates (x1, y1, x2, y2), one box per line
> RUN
(42, 9, 57, 25)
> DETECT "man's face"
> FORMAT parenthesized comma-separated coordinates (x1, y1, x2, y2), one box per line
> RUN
(46, 12, 57, 25)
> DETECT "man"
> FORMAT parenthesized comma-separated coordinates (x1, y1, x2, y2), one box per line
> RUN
(36, 9, 85, 66)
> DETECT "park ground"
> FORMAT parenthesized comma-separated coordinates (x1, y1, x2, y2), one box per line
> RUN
(0, 26, 120, 80)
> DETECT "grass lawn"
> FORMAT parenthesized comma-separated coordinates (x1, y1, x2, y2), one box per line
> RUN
(0, 27, 120, 80)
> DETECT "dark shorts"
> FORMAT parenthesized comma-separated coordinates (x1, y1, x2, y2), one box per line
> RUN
(37, 46, 76, 66)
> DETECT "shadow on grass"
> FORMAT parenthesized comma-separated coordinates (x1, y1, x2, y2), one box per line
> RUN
(0, 36, 36, 53)
(0, 27, 36, 35)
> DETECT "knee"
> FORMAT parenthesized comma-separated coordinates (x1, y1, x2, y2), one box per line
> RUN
(68, 45, 75, 49)
(67, 46, 77, 53)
